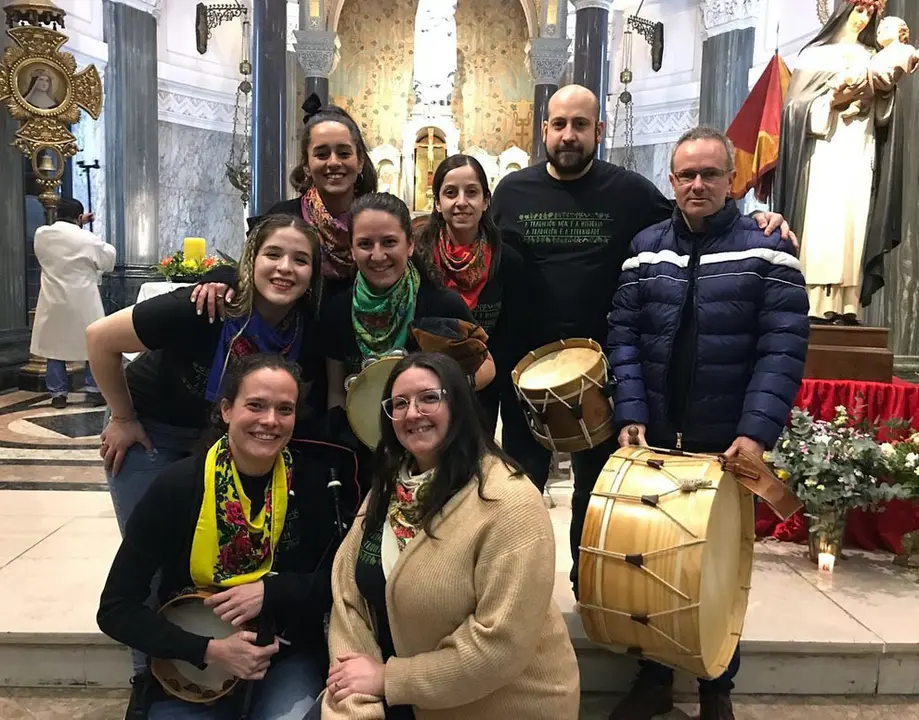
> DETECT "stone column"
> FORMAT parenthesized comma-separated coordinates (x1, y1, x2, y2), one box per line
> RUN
(101, 0, 161, 311)
(527, 39, 571, 164)
(572, 0, 614, 131)
(0, 31, 29, 389)
(698, 0, 762, 131)
(295, 29, 337, 107)
(251, 0, 289, 215)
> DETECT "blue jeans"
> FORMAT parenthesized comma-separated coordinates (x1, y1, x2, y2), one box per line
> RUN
(46, 359, 99, 397)
(639, 646, 741, 694)
(104, 413, 201, 673)
(148, 652, 325, 720)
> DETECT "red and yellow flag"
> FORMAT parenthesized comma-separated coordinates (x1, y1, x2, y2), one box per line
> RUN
(726, 52, 791, 201)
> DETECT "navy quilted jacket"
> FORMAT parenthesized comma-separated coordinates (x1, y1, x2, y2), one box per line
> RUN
(607, 201, 809, 451)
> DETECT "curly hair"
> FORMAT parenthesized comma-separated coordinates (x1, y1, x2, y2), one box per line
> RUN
(227, 214, 323, 321)
(846, 0, 886, 13)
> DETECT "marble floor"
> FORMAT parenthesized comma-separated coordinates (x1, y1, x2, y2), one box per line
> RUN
(2, 387, 919, 718)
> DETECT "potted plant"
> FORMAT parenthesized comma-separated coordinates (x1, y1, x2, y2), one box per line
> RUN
(879, 432, 919, 568)
(766, 405, 907, 563)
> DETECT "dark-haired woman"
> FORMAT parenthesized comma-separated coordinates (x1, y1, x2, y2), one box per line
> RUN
(415, 155, 525, 431)
(86, 216, 324, 677)
(320, 352, 579, 719)
(322, 193, 495, 411)
(98, 355, 345, 720)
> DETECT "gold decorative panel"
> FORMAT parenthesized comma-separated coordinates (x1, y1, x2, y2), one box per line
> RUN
(453, 0, 533, 154)
(329, 0, 416, 148)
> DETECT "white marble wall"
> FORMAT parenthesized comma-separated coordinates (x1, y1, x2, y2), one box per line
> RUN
(609, 141, 675, 199)
(71, 103, 108, 243)
(158, 122, 246, 262)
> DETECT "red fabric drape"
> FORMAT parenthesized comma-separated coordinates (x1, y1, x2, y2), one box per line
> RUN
(756, 377, 919, 553)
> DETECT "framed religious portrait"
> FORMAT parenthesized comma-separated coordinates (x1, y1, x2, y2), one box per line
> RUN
(13, 58, 69, 114)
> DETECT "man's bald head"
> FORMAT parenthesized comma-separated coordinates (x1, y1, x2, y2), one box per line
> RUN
(548, 84, 601, 121)
(543, 84, 604, 180)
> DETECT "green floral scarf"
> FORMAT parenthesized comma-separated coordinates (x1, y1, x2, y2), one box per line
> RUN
(351, 263, 420, 360)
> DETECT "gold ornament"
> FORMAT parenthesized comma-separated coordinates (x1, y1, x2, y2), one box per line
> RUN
(1, 2, 102, 222)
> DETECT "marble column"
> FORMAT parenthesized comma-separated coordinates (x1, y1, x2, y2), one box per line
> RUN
(101, 0, 160, 311)
(295, 29, 337, 107)
(698, 1, 761, 131)
(863, 0, 919, 366)
(527, 37, 571, 164)
(572, 0, 613, 132)
(251, 0, 288, 215)
(0, 31, 29, 389)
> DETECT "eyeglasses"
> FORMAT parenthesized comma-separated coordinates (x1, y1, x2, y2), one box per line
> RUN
(382, 388, 448, 421)
(673, 168, 729, 185)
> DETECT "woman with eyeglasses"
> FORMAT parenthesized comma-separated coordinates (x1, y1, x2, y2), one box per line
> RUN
(322, 192, 495, 412)
(318, 352, 579, 720)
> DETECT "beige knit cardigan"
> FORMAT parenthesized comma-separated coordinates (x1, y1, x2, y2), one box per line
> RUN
(320, 456, 580, 719)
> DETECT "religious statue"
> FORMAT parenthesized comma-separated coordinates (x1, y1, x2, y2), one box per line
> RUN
(774, 0, 904, 325)
(412, 0, 458, 108)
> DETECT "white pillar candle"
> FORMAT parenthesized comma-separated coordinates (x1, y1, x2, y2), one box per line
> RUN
(818, 552, 835, 573)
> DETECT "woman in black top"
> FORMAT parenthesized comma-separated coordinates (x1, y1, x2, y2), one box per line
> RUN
(86, 216, 324, 682)
(97, 355, 347, 720)
(414, 155, 526, 432)
(321, 193, 496, 410)
(268, 95, 377, 299)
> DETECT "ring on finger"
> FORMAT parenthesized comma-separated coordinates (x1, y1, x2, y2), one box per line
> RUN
(216, 294, 224, 299)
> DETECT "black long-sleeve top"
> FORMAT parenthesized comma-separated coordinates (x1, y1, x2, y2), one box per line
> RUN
(96, 439, 361, 668)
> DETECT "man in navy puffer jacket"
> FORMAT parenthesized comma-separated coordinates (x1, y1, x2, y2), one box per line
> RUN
(606, 126, 809, 720)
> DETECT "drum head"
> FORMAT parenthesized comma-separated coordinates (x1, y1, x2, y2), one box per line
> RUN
(346, 356, 401, 449)
(151, 593, 237, 703)
(518, 346, 601, 390)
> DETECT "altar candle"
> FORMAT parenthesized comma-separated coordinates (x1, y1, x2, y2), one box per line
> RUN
(818, 552, 835, 573)
(184, 237, 206, 262)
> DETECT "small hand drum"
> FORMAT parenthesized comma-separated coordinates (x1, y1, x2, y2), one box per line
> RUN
(344, 352, 405, 449)
(150, 590, 241, 704)
(511, 338, 614, 453)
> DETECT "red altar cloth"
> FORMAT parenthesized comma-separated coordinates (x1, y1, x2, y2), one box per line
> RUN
(756, 377, 919, 553)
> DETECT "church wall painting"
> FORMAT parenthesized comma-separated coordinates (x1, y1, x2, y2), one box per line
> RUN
(329, 0, 533, 157)
(329, 0, 417, 148)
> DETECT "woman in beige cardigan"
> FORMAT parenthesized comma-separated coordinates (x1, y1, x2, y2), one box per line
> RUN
(319, 352, 579, 719)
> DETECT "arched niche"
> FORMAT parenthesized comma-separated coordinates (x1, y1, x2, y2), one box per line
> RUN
(327, 0, 540, 39)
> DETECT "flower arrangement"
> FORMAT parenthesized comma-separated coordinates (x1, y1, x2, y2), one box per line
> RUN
(153, 251, 231, 280)
(766, 405, 908, 556)
(880, 433, 919, 500)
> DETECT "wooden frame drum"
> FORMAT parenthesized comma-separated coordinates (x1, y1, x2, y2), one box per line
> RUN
(150, 590, 242, 703)
(345, 355, 403, 449)
(578, 446, 755, 679)
(511, 338, 614, 453)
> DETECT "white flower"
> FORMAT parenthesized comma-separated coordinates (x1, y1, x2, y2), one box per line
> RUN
(907, 453, 918, 468)
(814, 433, 832, 445)
(914, 466, 919, 477)
(783, 440, 790, 449)
(881, 443, 895, 456)
(835, 405, 847, 413)
(816, 484, 826, 491)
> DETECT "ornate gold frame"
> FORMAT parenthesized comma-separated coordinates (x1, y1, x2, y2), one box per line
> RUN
(0, 24, 101, 218)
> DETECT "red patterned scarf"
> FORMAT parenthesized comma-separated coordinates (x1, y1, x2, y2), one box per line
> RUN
(301, 186, 355, 281)
(433, 227, 492, 310)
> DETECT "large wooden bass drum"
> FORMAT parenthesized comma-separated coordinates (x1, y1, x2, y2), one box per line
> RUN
(578, 446, 755, 680)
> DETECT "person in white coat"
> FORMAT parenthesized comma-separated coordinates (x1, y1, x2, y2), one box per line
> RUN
(31, 198, 115, 408)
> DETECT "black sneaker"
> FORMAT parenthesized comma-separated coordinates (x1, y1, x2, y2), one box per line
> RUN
(608, 677, 674, 719)
(124, 672, 152, 720)
(86, 392, 106, 407)
(50, 396, 67, 409)
(697, 692, 735, 720)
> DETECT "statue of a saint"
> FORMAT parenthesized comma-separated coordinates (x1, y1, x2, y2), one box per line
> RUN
(413, 0, 458, 108)
(774, 0, 904, 324)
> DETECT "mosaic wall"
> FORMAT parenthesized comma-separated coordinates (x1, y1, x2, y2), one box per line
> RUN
(329, 0, 533, 154)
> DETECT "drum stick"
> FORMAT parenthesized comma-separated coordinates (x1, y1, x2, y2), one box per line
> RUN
(628, 425, 640, 445)
(238, 618, 273, 720)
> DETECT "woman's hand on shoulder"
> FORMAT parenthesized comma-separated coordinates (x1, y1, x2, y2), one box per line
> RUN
(100, 416, 154, 475)
(204, 580, 265, 626)
(327, 652, 385, 702)
(190, 283, 234, 323)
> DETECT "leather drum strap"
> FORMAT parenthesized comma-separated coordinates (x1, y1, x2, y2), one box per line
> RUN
(719, 447, 803, 521)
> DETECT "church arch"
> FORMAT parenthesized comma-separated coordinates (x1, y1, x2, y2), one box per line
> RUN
(327, 0, 539, 39)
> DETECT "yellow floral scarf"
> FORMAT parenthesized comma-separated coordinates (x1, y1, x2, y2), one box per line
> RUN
(189, 435, 292, 588)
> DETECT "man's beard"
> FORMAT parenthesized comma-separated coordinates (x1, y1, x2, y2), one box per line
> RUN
(545, 141, 596, 178)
